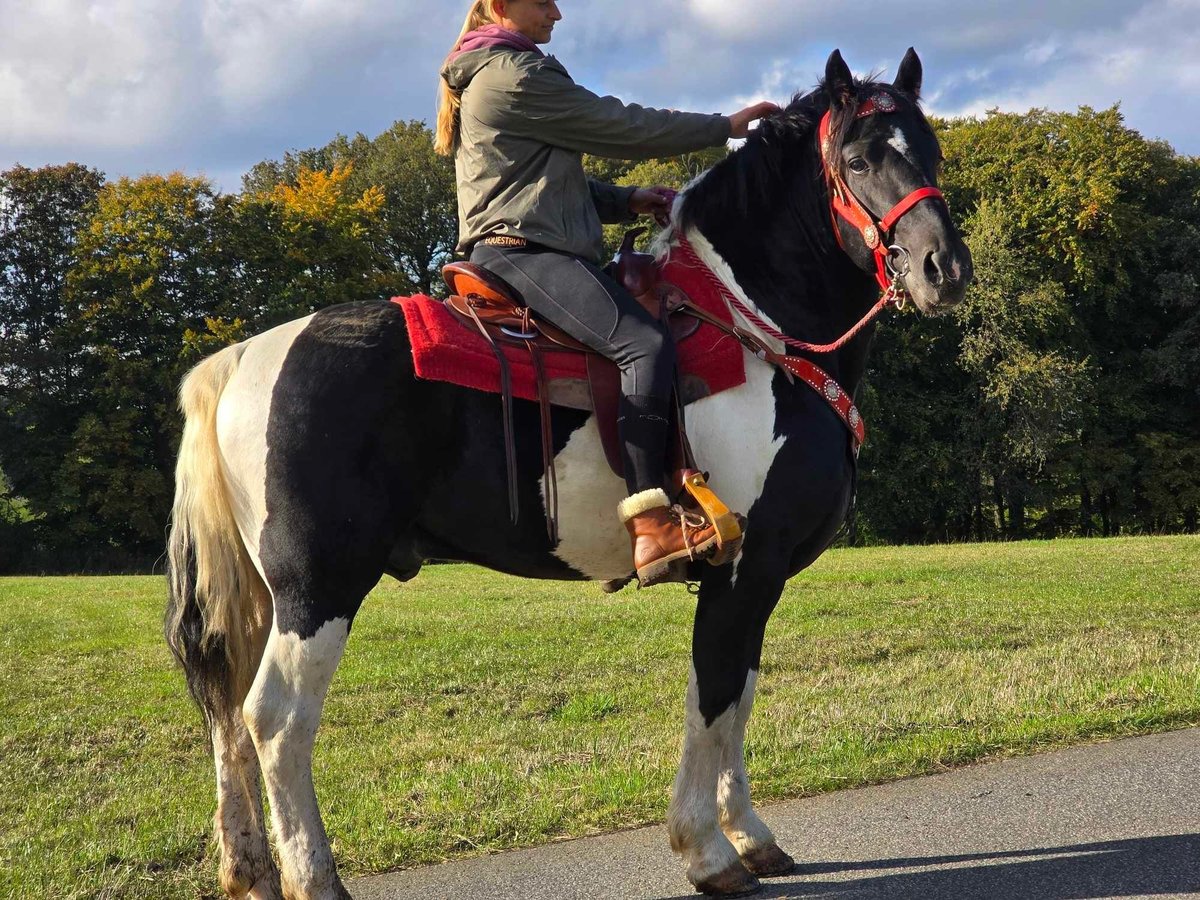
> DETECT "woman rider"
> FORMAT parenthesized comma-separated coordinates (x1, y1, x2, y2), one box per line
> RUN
(436, 0, 777, 585)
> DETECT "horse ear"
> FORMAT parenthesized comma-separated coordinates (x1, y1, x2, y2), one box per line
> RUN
(825, 49, 855, 110)
(894, 47, 923, 99)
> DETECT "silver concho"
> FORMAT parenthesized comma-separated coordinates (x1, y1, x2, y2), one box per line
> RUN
(824, 380, 841, 402)
(863, 224, 880, 248)
(849, 406, 861, 428)
(873, 92, 897, 113)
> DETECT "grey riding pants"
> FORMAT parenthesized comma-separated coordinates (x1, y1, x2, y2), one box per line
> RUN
(470, 243, 676, 497)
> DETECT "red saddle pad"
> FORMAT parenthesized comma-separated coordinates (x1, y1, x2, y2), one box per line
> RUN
(395, 259, 746, 404)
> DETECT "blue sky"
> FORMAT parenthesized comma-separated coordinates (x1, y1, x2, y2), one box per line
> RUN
(1, 0, 1196, 193)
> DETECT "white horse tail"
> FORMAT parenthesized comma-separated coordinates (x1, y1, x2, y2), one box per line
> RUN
(165, 342, 270, 737)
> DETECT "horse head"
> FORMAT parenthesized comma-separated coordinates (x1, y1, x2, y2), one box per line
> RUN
(821, 48, 973, 313)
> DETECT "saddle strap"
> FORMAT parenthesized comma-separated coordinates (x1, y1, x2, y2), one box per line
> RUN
(586, 354, 624, 475)
(463, 302, 521, 525)
(527, 342, 559, 544)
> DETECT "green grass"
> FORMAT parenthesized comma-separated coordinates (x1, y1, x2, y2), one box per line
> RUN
(2, 535, 1199, 899)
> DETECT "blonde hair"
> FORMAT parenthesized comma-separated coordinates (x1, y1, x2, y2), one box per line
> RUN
(435, 0, 501, 156)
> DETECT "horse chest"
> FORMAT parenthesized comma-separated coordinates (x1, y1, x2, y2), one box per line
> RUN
(550, 355, 785, 581)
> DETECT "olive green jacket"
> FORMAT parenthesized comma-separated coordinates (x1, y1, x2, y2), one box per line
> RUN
(442, 47, 731, 263)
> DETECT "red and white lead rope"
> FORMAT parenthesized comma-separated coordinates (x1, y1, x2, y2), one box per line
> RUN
(670, 234, 897, 355)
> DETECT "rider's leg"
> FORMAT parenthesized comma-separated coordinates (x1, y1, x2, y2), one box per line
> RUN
(471, 244, 721, 581)
(471, 244, 675, 493)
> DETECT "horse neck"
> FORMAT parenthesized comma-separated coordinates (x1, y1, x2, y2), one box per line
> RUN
(681, 165, 881, 396)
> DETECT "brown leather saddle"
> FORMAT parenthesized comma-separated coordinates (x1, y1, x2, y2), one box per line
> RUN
(441, 229, 739, 550)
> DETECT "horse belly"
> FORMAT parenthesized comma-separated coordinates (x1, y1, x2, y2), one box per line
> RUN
(550, 353, 781, 581)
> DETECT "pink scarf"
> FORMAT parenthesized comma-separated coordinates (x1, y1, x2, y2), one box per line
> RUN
(451, 24, 544, 60)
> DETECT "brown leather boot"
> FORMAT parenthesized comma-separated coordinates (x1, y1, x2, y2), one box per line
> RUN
(618, 489, 722, 587)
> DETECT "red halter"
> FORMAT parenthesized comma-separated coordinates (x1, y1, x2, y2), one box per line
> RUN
(818, 92, 946, 296)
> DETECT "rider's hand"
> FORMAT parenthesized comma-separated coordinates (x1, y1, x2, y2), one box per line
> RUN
(728, 101, 781, 139)
(629, 186, 677, 227)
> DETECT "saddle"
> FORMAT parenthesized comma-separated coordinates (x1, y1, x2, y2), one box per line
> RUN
(441, 228, 740, 549)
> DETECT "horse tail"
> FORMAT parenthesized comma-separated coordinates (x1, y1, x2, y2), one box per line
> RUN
(165, 342, 270, 737)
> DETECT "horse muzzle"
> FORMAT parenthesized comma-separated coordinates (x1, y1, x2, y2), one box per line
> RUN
(908, 240, 973, 313)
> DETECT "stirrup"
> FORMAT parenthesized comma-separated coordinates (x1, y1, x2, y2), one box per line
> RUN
(679, 469, 744, 566)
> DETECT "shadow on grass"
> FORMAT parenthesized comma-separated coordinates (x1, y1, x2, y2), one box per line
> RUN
(655, 834, 1200, 899)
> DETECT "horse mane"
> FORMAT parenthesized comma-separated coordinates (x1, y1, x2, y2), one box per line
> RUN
(677, 73, 897, 259)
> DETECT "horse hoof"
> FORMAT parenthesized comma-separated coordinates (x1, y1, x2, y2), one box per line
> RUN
(741, 844, 796, 877)
(694, 860, 761, 897)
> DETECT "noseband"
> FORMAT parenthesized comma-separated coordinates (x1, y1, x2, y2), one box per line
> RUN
(819, 92, 946, 299)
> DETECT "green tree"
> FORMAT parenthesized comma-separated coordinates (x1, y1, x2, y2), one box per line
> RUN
(859, 108, 1200, 540)
(0, 163, 105, 562)
(59, 173, 227, 556)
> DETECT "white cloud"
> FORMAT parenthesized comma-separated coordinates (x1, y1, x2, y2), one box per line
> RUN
(0, 0, 209, 147)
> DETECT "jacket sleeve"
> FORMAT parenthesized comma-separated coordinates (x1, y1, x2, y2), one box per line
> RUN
(481, 57, 731, 160)
(588, 179, 637, 225)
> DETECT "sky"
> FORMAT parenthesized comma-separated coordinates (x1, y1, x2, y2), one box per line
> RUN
(1, 0, 1197, 193)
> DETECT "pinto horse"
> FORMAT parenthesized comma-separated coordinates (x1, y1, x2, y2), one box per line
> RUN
(166, 49, 972, 899)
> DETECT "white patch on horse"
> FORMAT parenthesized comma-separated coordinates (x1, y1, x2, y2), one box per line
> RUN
(688, 356, 786, 586)
(549, 351, 784, 582)
(244, 617, 350, 899)
(216, 314, 315, 575)
(676, 227, 786, 356)
(889, 126, 913, 161)
(717, 669, 776, 855)
(668, 664, 744, 884)
(547, 415, 630, 580)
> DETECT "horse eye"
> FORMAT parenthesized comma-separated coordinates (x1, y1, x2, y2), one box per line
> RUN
(847, 158, 869, 175)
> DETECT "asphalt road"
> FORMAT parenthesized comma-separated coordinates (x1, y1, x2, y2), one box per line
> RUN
(351, 727, 1200, 899)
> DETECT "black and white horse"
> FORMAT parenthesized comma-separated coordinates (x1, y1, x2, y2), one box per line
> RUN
(166, 50, 972, 899)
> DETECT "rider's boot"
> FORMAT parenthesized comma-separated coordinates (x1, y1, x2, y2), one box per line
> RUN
(618, 489, 721, 587)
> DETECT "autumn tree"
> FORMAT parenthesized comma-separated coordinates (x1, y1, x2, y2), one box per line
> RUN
(56, 173, 227, 559)
(244, 120, 456, 296)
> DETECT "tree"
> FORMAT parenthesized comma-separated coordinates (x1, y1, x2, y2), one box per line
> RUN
(0, 163, 105, 562)
(244, 121, 457, 296)
(58, 173, 228, 557)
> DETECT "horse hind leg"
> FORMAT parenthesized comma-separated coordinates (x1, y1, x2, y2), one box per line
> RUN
(213, 710, 283, 899)
(716, 670, 795, 878)
(243, 614, 355, 900)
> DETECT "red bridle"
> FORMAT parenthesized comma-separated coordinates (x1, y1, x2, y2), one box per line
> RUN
(819, 92, 946, 296)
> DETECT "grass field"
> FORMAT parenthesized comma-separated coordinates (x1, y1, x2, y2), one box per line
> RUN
(2, 535, 1199, 899)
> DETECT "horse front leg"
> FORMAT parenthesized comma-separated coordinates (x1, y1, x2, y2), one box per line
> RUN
(668, 553, 790, 895)
(717, 668, 795, 878)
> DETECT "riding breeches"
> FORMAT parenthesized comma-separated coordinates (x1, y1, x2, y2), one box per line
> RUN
(470, 243, 676, 496)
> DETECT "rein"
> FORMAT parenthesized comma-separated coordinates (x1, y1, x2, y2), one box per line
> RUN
(659, 91, 949, 452)
(671, 91, 947, 357)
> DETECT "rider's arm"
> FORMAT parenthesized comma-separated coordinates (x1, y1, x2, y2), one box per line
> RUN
(588, 179, 637, 224)
(479, 57, 731, 160)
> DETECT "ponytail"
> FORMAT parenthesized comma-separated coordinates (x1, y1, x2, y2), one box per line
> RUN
(435, 0, 498, 156)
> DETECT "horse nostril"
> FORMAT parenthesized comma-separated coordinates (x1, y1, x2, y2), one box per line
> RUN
(923, 251, 943, 287)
